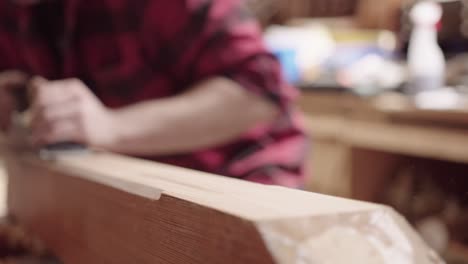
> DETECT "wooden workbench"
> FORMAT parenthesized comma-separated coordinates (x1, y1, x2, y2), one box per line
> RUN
(299, 91, 468, 200)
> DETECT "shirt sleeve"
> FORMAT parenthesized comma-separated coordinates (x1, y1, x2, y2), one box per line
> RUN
(168, 0, 299, 110)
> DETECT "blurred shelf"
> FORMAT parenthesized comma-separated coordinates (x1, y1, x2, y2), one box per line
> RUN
(299, 91, 468, 201)
(305, 115, 468, 164)
(300, 90, 468, 126)
(300, 92, 468, 164)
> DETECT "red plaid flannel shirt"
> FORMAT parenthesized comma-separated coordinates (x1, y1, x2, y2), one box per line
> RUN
(0, 0, 307, 187)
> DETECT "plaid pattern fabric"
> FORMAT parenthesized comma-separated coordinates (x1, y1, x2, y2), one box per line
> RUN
(0, 0, 307, 188)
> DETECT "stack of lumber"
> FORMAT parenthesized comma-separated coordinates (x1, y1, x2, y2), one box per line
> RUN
(2, 148, 443, 264)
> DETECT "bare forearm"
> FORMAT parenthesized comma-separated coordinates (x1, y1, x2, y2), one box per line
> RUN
(107, 77, 279, 156)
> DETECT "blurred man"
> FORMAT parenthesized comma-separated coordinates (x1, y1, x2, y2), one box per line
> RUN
(0, 0, 306, 188)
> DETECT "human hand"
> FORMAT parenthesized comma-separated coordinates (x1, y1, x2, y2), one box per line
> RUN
(29, 77, 117, 148)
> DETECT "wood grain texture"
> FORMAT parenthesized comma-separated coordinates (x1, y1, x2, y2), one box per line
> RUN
(4, 151, 443, 264)
(5, 154, 274, 264)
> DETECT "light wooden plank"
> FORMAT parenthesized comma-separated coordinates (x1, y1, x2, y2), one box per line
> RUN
(4, 150, 443, 264)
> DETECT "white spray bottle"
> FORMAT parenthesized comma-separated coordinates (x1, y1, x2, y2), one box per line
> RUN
(407, 1, 445, 94)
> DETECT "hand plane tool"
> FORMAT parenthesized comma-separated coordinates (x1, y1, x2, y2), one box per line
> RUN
(9, 80, 88, 160)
